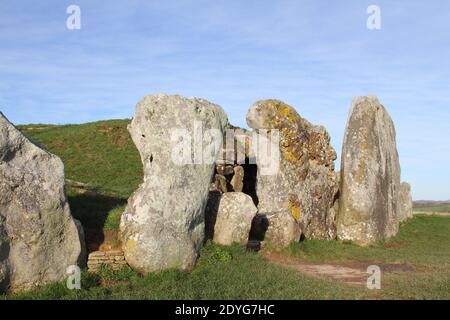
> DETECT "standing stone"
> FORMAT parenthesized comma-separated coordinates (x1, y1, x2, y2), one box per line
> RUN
(0, 216, 9, 293)
(230, 166, 244, 192)
(215, 174, 228, 193)
(398, 182, 413, 222)
(337, 96, 401, 244)
(301, 126, 339, 240)
(246, 99, 338, 248)
(264, 210, 302, 248)
(212, 192, 257, 245)
(0, 112, 84, 292)
(217, 165, 234, 176)
(74, 219, 87, 266)
(120, 94, 228, 273)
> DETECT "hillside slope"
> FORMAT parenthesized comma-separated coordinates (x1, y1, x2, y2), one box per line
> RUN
(19, 120, 142, 198)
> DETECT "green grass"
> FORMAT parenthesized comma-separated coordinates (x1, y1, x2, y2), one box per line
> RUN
(7, 222, 449, 300)
(5, 120, 448, 300)
(18, 120, 142, 198)
(19, 120, 138, 234)
(67, 190, 126, 231)
(104, 205, 126, 231)
(283, 215, 450, 299)
(285, 215, 450, 270)
(7, 244, 360, 300)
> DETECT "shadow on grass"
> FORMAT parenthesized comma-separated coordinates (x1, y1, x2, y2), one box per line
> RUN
(68, 192, 127, 252)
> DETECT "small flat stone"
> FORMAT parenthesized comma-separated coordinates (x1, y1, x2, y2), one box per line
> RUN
(88, 251, 106, 258)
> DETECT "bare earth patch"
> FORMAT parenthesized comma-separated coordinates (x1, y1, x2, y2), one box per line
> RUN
(262, 251, 414, 287)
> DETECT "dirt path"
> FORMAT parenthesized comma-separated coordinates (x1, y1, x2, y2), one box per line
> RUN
(263, 251, 414, 287)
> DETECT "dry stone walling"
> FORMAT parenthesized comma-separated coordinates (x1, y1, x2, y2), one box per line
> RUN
(246, 99, 339, 248)
(337, 96, 412, 245)
(204, 126, 260, 247)
(0, 112, 85, 293)
(119, 94, 228, 273)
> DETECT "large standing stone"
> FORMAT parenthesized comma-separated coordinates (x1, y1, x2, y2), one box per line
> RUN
(0, 216, 9, 293)
(398, 182, 413, 222)
(230, 166, 244, 192)
(120, 94, 228, 273)
(337, 96, 401, 244)
(246, 99, 338, 247)
(212, 192, 257, 245)
(0, 112, 84, 292)
(264, 210, 302, 248)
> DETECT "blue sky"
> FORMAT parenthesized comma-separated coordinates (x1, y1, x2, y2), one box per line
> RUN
(0, 0, 449, 200)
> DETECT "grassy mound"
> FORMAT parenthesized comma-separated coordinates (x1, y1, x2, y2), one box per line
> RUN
(19, 120, 142, 198)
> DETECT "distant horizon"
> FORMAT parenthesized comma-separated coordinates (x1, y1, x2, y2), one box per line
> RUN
(1, 0, 449, 200)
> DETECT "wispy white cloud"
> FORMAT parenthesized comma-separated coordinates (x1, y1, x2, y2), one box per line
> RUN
(0, 0, 449, 199)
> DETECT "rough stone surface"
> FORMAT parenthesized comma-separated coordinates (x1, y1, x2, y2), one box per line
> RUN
(120, 94, 228, 273)
(87, 250, 127, 272)
(0, 112, 84, 292)
(215, 174, 228, 193)
(337, 96, 401, 244)
(230, 166, 244, 192)
(246, 99, 338, 247)
(0, 216, 9, 293)
(264, 210, 302, 248)
(398, 182, 413, 222)
(212, 192, 257, 245)
(74, 219, 87, 267)
(217, 165, 234, 176)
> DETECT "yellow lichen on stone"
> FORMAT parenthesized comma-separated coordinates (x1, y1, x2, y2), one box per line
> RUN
(126, 239, 136, 251)
(288, 194, 302, 223)
(280, 105, 291, 117)
(283, 148, 303, 166)
(274, 102, 299, 125)
(290, 205, 301, 223)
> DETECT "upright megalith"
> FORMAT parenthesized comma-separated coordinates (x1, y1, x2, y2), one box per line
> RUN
(337, 96, 401, 244)
(0, 216, 9, 293)
(120, 94, 228, 273)
(212, 192, 257, 246)
(246, 99, 338, 248)
(398, 182, 413, 222)
(0, 112, 84, 293)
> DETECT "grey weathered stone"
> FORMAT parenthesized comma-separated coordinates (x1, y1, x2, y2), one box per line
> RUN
(215, 174, 228, 193)
(0, 112, 84, 292)
(212, 192, 257, 245)
(264, 209, 302, 248)
(74, 219, 87, 267)
(398, 182, 413, 222)
(217, 165, 234, 176)
(120, 94, 228, 273)
(0, 216, 9, 293)
(246, 99, 338, 248)
(230, 166, 244, 192)
(337, 96, 401, 244)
